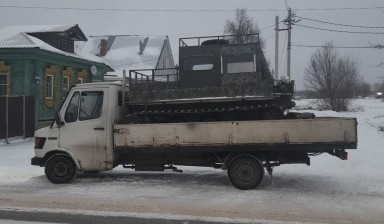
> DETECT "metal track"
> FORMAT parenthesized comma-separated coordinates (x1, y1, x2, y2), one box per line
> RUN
(123, 100, 285, 124)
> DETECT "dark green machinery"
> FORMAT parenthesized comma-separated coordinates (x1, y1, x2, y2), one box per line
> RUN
(125, 34, 294, 123)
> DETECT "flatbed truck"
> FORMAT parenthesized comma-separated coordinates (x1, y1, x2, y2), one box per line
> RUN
(31, 82, 357, 189)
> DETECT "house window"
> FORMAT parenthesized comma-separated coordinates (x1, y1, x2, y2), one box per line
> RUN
(0, 72, 9, 96)
(77, 69, 87, 84)
(45, 75, 54, 99)
(63, 76, 70, 97)
(62, 67, 73, 98)
(44, 65, 57, 108)
(163, 59, 167, 69)
(0, 61, 11, 96)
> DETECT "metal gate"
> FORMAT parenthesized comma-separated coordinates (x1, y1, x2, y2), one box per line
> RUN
(0, 96, 35, 143)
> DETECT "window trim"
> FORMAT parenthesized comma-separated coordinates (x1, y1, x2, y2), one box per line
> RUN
(62, 67, 73, 98)
(45, 74, 54, 99)
(62, 76, 70, 97)
(77, 69, 87, 84)
(0, 72, 9, 96)
(44, 65, 57, 108)
(0, 61, 11, 96)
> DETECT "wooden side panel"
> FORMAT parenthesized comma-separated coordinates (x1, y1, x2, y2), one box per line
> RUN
(114, 117, 357, 149)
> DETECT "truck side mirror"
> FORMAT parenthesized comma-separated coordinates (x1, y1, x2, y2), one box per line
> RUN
(53, 111, 64, 128)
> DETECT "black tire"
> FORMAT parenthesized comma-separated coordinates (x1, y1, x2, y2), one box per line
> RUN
(45, 154, 78, 184)
(227, 155, 264, 190)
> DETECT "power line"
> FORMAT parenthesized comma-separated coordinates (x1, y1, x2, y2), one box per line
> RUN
(296, 16, 384, 29)
(294, 24, 384, 34)
(0, 5, 284, 12)
(292, 44, 381, 49)
(1, 5, 384, 12)
(295, 6, 384, 11)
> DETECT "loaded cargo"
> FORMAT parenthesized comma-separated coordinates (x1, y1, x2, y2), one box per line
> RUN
(31, 34, 357, 189)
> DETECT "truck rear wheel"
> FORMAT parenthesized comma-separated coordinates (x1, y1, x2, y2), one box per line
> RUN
(227, 155, 264, 190)
(45, 154, 78, 184)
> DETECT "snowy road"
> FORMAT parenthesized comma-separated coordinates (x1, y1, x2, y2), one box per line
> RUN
(1, 99, 384, 224)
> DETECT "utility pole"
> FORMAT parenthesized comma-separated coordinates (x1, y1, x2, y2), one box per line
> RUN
(286, 8, 292, 82)
(275, 16, 279, 80)
(275, 8, 295, 82)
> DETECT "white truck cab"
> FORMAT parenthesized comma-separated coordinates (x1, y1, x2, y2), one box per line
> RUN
(32, 82, 123, 183)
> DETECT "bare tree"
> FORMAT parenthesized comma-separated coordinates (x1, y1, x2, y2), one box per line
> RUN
(224, 8, 265, 49)
(304, 42, 359, 111)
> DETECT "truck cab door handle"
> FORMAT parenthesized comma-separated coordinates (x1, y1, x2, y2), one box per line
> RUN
(94, 127, 105, 130)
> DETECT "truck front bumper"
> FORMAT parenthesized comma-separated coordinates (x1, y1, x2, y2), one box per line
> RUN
(31, 157, 45, 167)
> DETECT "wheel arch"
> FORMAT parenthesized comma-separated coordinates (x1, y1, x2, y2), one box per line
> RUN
(223, 152, 266, 170)
(43, 149, 82, 170)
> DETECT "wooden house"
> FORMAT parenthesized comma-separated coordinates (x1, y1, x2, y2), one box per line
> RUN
(0, 24, 113, 127)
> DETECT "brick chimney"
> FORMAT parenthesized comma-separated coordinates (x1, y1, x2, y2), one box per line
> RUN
(99, 39, 107, 57)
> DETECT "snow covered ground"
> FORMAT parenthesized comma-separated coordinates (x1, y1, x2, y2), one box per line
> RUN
(0, 99, 383, 223)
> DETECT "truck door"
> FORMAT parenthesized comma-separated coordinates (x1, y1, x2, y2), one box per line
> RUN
(59, 88, 108, 170)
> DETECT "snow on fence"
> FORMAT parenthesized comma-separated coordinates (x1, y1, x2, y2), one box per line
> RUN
(0, 96, 34, 143)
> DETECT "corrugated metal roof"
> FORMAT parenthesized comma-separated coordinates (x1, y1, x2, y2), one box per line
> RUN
(82, 35, 167, 77)
(0, 25, 76, 46)
(2, 24, 75, 34)
(0, 24, 105, 64)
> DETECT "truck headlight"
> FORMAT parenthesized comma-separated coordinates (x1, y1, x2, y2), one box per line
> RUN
(34, 137, 46, 149)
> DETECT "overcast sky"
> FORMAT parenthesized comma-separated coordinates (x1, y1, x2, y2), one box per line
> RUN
(1, 0, 384, 90)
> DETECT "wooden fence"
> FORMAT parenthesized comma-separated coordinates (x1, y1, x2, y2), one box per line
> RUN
(0, 96, 35, 143)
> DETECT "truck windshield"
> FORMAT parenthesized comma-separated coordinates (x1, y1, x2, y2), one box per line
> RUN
(65, 92, 80, 123)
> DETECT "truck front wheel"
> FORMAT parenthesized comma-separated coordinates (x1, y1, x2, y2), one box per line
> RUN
(45, 154, 78, 184)
(227, 155, 264, 190)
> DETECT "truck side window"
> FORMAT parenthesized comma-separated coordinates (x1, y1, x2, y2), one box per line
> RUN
(79, 91, 104, 121)
(64, 91, 80, 123)
(182, 55, 214, 71)
(223, 53, 256, 74)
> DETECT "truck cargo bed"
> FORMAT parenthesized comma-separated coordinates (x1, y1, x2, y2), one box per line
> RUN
(114, 117, 357, 151)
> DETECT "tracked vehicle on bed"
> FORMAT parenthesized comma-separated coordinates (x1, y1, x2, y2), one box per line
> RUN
(31, 34, 358, 190)
(124, 34, 295, 124)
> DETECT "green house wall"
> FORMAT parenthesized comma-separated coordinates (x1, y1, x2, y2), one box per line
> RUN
(0, 48, 112, 127)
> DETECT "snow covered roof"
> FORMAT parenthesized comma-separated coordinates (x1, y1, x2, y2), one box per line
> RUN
(82, 35, 168, 77)
(0, 24, 104, 64)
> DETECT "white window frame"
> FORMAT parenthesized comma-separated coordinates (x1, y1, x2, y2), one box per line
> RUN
(77, 77, 83, 84)
(45, 74, 54, 99)
(0, 72, 9, 96)
(63, 76, 70, 97)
